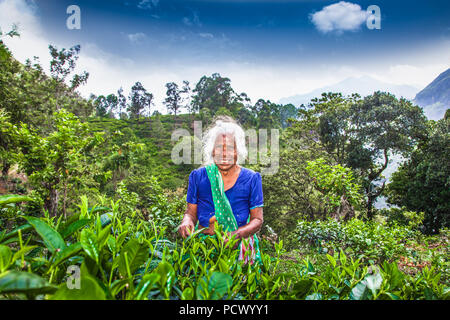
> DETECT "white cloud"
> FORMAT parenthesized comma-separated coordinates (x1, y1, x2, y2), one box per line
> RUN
(0, 0, 50, 69)
(127, 32, 147, 44)
(376, 64, 448, 88)
(182, 11, 202, 27)
(310, 1, 369, 34)
(137, 0, 159, 10)
(199, 32, 214, 39)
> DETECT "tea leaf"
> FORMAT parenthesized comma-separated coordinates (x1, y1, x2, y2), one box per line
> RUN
(80, 229, 99, 263)
(0, 271, 57, 295)
(24, 216, 66, 254)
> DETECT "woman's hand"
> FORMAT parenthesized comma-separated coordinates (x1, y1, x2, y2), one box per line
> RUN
(179, 203, 198, 239)
(224, 230, 241, 249)
(178, 219, 194, 239)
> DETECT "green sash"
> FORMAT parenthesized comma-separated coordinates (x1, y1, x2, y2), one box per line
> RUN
(202, 163, 262, 265)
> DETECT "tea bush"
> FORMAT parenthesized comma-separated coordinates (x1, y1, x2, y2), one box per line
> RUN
(294, 218, 423, 264)
(0, 195, 448, 300)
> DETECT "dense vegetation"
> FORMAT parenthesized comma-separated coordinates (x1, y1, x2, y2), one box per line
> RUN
(0, 30, 448, 300)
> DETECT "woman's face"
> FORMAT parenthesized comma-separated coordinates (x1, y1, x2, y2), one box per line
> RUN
(212, 133, 237, 171)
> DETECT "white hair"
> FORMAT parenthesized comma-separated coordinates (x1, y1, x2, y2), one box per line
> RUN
(202, 116, 247, 166)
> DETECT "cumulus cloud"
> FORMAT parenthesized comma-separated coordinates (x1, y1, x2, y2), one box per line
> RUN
(310, 1, 369, 34)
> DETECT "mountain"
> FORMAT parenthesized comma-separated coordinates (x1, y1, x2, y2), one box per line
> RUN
(414, 68, 450, 120)
(278, 76, 419, 106)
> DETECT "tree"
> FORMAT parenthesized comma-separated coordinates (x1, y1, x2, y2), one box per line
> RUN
(93, 94, 118, 118)
(117, 87, 128, 119)
(192, 73, 243, 116)
(305, 158, 363, 221)
(0, 41, 94, 135)
(251, 99, 282, 129)
(48, 44, 89, 92)
(299, 92, 428, 220)
(348, 92, 428, 219)
(16, 110, 104, 217)
(279, 103, 298, 129)
(257, 120, 331, 240)
(0, 109, 19, 177)
(164, 82, 182, 127)
(181, 80, 195, 123)
(386, 117, 450, 234)
(128, 82, 153, 121)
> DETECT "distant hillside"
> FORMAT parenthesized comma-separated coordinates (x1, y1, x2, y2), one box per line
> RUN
(278, 76, 419, 106)
(414, 68, 450, 120)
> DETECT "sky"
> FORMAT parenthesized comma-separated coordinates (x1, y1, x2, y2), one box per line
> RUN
(0, 0, 449, 113)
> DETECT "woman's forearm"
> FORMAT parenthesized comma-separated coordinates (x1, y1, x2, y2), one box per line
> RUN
(234, 217, 263, 239)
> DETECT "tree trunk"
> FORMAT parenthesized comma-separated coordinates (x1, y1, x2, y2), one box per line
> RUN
(331, 195, 355, 221)
(1, 162, 10, 179)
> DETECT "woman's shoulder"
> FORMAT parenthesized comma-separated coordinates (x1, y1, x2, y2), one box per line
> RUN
(190, 166, 207, 179)
(240, 166, 262, 181)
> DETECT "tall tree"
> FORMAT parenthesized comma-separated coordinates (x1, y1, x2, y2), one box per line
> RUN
(191, 73, 242, 115)
(93, 94, 118, 118)
(302, 92, 429, 219)
(48, 44, 89, 93)
(128, 82, 153, 121)
(349, 92, 428, 219)
(387, 116, 449, 234)
(164, 82, 182, 127)
(251, 99, 282, 129)
(181, 80, 195, 123)
(117, 87, 127, 119)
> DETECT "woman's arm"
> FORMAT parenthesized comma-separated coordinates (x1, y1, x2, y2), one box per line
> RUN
(178, 203, 198, 238)
(231, 207, 264, 240)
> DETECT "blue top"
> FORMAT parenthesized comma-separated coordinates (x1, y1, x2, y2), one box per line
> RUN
(186, 166, 264, 228)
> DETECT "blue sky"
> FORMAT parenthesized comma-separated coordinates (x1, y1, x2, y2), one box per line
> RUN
(1, 0, 449, 111)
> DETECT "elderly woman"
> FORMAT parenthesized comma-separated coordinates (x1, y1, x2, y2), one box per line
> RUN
(178, 116, 264, 264)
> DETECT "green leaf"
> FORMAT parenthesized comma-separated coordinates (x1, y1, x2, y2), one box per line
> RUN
(60, 219, 91, 239)
(110, 279, 129, 297)
(350, 281, 369, 300)
(380, 292, 401, 300)
(339, 249, 347, 266)
(50, 275, 106, 300)
(12, 246, 38, 264)
(0, 271, 57, 295)
(100, 212, 114, 228)
(0, 224, 33, 244)
(293, 279, 313, 299)
(0, 245, 12, 273)
(155, 261, 176, 297)
(326, 254, 336, 268)
(442, 287, 450, 300)
(0, 195, 34, 207)
(208, 272, 233, 300)
(119, 239, 149, 277)
(181, 287, 194, 300)
(134, 273, 160, 300)
(52, 242, 83, 268)
(24, 216, 66, 254)
(80, 229, 99, 263)
(196, 272, 232, 300)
